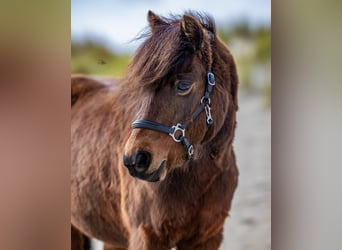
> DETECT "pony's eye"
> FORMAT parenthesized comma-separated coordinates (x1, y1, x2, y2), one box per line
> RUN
(176, 81, 193, 95)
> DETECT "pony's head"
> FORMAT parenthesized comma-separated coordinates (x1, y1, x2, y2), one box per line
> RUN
(123, 11, 238, 182)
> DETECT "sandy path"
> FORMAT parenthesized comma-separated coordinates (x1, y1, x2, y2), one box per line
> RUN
(220, 90, 271, 250)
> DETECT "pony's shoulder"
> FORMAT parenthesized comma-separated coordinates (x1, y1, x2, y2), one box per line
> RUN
(71, 75, 121, 106)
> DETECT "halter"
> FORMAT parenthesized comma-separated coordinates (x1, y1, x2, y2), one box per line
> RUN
(132, 30, 215, 160)
(132, 71, 215, 160)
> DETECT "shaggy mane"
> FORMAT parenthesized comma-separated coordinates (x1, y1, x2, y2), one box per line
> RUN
(125, 11, 216, 89)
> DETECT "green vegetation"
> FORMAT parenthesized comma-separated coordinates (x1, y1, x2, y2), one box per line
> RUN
(71, 41, 130, 76)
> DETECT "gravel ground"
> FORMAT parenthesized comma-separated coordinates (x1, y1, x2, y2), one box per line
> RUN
(220, 90, 271, 250)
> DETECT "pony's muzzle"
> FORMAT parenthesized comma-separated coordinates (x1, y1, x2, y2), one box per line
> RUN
(123, 150, 167, 182)
(123, 150, 151, 173)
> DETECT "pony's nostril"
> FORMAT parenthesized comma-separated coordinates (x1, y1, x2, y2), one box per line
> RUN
(134, 151, 151, 173)
(123, 151, 151, 173)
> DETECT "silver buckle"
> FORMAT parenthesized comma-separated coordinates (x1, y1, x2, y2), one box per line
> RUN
(169, 123, 185, 142)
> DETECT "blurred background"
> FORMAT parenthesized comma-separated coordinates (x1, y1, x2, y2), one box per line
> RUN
(71, 1, 270, 249)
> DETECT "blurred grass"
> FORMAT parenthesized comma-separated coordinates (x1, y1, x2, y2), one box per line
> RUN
(218, 24, 271, 106)
(71, 41, 130, 76)
(219, 25, 270, 84)
(71, 23, 270, 106)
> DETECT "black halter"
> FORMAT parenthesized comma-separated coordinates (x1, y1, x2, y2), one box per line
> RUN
(131, 71, 216, 160)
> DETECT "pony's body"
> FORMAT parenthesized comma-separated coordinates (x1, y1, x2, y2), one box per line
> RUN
(71, 11, 239, 250)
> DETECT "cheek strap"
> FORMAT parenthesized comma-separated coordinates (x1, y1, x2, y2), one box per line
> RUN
(131, 72, 215, 160)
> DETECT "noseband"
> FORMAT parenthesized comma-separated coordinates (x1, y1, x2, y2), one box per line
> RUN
(132, 71, 216, 160)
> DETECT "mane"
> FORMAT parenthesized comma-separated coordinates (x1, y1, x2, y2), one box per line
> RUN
(125, 11, 216, 89)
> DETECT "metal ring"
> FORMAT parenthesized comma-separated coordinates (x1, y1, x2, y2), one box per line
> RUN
(200, 96, 211, 105)
(207, 72, 216, 86)
(207, 117, 213, 125)
(169, 123, 185, 143)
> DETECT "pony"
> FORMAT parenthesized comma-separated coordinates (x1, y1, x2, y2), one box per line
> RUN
(71, 10, 239, 250)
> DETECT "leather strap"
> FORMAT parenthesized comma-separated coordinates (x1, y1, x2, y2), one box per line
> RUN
(131, 70, 215, 160)
(132, 120, 171, 134)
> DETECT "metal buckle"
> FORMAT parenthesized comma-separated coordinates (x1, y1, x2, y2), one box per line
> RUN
(169, 123, 185, 142)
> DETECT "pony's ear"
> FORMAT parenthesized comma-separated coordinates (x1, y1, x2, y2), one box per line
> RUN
(71, 76, 106, 107)
(180, 14, 203, 50)
(147, 10, 168, 34)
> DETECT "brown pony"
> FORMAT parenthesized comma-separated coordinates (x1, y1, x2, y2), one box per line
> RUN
(71, 11, 239, 250)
